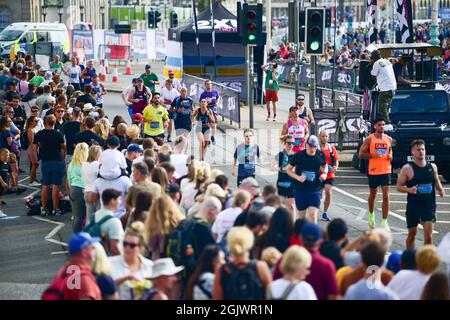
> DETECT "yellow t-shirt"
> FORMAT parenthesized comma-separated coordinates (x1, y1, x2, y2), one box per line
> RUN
(143, 104, 168, 136)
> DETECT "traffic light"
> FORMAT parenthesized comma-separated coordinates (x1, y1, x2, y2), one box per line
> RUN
(170, 12, 178, 28)
(287, 4, 305, 43)
(155, 10, 162, 29)
(305, 7, 325, 55)
(148, 10, 155, 29)
(241, 3, 263, 46)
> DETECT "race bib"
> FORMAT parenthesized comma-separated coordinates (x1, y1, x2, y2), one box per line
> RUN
(150, 122, 160, 129)
(418, 184, 433, 194)
(244, 163, 255, 170)
(164, 99, 171, 105)
(278, 181, 291, 188)
(376, 148, 387, 156)
(70, 73, 78, 79)
(302, 171, 316, 181)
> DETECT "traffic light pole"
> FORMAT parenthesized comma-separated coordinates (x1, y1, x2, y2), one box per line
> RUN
(294, 0, 300, 98)
(247, 45, 255, 129)
(309, 0, 317, 130)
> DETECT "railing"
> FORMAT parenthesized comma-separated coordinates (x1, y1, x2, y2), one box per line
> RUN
(98, 44, 131, 64)
(182, 74, 241, 128)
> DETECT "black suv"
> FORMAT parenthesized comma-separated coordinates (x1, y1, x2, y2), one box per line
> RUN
(353, 84, 450, 182)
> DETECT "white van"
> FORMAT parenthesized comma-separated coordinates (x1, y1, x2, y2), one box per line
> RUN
(0, 23, 70, 60)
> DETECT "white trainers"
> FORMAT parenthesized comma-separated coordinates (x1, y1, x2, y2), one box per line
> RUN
(29, 181, 41, 187)
(0, 210, 7, 218)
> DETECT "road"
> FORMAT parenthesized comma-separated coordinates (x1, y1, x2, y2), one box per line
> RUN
(0, 91, 448, 300)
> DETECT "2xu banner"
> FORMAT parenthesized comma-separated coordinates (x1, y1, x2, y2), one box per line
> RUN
(314, 88, 364, 148)
(277, 63, 359, 90)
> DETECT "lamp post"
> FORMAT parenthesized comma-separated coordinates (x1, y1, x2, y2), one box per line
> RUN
(41, 5, 47, 22)
(57, 5, 64, 24)
(100, 6, 106, 29)
(429, 0, 440, 46)
(80, 5, 85, 22)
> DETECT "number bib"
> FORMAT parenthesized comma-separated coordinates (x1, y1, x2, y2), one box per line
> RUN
(418, 184, 433, 194)
(302, 171, 316, 181)
(150, 122, 160, 129)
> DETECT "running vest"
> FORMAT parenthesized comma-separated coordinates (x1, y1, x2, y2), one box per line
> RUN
(287, 118, 307, 152)
(92, 84, 103, 105)
(297, 106, 309, 120)
(406, 162, 436, 209)
(368, 133, 392, 175)
(132, 87, 149, 113)
(197, 109, 210, 128)
(277, 151, 293, 189)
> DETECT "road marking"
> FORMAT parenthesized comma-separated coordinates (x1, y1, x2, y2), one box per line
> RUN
(335, 169, 360, 173)
(336, 183, 368, 187)
(335, 176, 368, 179)
(436, 211, 450, 214)
(32, 216, 67, 247)
(18, 177, 29, 183)
(356, 192, 405, 196)
(436, 221, 450, 224)
(51, 251, 69, 255)
(23, 189, 40, 200)
(378, 200, 450, 205)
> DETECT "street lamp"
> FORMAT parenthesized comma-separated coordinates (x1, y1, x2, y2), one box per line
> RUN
(80, 5, 85, 22)
(57, 5, 64, 24)
(41, 5, 47, 22)
(100, 6, 105, 29)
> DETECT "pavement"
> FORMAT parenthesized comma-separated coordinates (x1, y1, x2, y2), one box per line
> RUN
(0, 63, 448, 300)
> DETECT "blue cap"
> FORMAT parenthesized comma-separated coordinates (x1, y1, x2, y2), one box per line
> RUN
(386, 250, 403, 274)
(68, 232, 100, 255)
(107, 135, 120, 147)
(301, 222, 323, 244)
(127, 143, 143, 153)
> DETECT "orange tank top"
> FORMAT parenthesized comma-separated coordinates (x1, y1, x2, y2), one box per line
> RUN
(368, 133, 392, 176)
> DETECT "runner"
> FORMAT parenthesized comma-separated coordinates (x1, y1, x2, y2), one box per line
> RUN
(358, 117, 393, 231)
(166, 69, 181, 90)
(319, 130, 339, 222)
(285, 135, 328, 223)
(271, 135, 296, 214)
(160, 79, 180, 142)
(262, 62, 280, 122)
(91, 74, 107, 108)
(192, 98, 214, 161)
(396, 139, 445, 249)
(280, 106, 309, 153)
(142, 92, 169, 144)
(127, 78, 152, 118)
(121, 78, 138, 114)
(81, 60, 97, 86)
(49, 54, 64, 75)
(232, 129, 263, 187)
(295, 93, 315, 126)
(199, 79, 220, 145)
(171, 86, 194, 137)
(140, 64, 159, 94)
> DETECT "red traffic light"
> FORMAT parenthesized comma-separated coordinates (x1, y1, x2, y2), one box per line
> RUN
(311, 27, 321, 36)
(311, 12, 322, 22)
(247, 22, 257, 31)
(247, 10, 257, 19)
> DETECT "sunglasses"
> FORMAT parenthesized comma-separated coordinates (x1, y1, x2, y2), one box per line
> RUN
(56, 110, 65, 113)
(244, 135, 253, 138)
(296, 98, 304, 101)
(287, 142, 295, 146)
(31, 110, 39, 113)
(123, 241, 139, 249)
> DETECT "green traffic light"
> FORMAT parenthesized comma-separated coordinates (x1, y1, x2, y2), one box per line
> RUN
(248, 34, 256, 42)
(310, 41, 319, 51)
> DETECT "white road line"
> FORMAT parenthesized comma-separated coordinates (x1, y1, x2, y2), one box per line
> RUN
(436, 221, 450, 224)
(32, 217, 68, 247)
(378, 200, 450, 205)
(335, 169, 360, 173)
(436, 211, 450, 214)
(23, 189, 40, 200)
(335, 176, 368, 179)
(51, 251, 69, 255)
(356, 192, 406, 196)
(336, 183, 368, 187)
(18, 177, 29, 183)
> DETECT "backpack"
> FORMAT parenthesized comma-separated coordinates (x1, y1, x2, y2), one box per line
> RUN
(20, 131, 29, 150)
(221, 260, 264, 300)
(267, 281, 299, 300)
(83, 213, 114, 238)
(327, 143, 336, 166)
(25, 191, 71, 215)
(165, 219, 198, 282)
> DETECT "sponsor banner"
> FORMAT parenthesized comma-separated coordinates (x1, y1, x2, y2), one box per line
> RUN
(131, 31, 147, 59)
(71, 30, 94, 59)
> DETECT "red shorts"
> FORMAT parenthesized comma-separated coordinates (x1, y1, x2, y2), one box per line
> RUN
(265, 89, 278, 102)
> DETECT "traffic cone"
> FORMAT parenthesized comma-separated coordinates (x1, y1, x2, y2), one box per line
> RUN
(112, 64, 119, 83)
(104, 58, 110, 74)
(98, 60, 106, 82)
(125, 58, 133, 75)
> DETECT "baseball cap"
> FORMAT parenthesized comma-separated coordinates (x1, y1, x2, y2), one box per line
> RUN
(83, 103, 94, 112)
(47, 96, 56, 104)
(39, 67, 46, 72)
(306, 135, 319, 148)
(127, 143, 143, 153)
(168, 182, 181, 195)
(386, 250, 403, 274)
(133, 113, 143, 124)
(136, 77, 144, 82)
(107, 135, 120, 147)
(301, 222, 323, 244)
(68, 232, 100, 255)
(145, 64, 151, 69)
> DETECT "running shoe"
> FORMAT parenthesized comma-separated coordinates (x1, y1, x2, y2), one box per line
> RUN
(368, 212, 376, 229)
(52, 209, 62, 216)
(381, 219, 391, 232)
(321, 212, 331, 221)
(0, 210, 7, 218)
(29, 181, 41, 187)
(41, 207, 49, 217)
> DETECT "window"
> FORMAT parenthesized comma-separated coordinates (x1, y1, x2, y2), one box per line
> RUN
(37, 32, 49, 42)
(0, 6, 12, 31)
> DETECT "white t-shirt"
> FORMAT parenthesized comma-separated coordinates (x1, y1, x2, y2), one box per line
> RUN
(99, 149, 127, 180)
(166, 77, 182, 90)
(268, 279, 317, 300)
(93, 176, 132, 218)
(170, 153, 188, 178)
(94, 208, 125, 242)
(371, 58, 397, 92)
(109, 255, 153, 300)
(160, 87, 180, 107)
(193, 272, 214, 300)
(66, 65, 81, 84)
(211, 207, 243, 243)
(81, 161, 100, 192)
(387, 270, 431, 300)
(180, 183, 199, 211)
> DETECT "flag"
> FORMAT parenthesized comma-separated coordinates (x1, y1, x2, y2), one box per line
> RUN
(394, 0, 413, 43)
(366, 0, 378, 44)
(192, 0, 200, 46)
